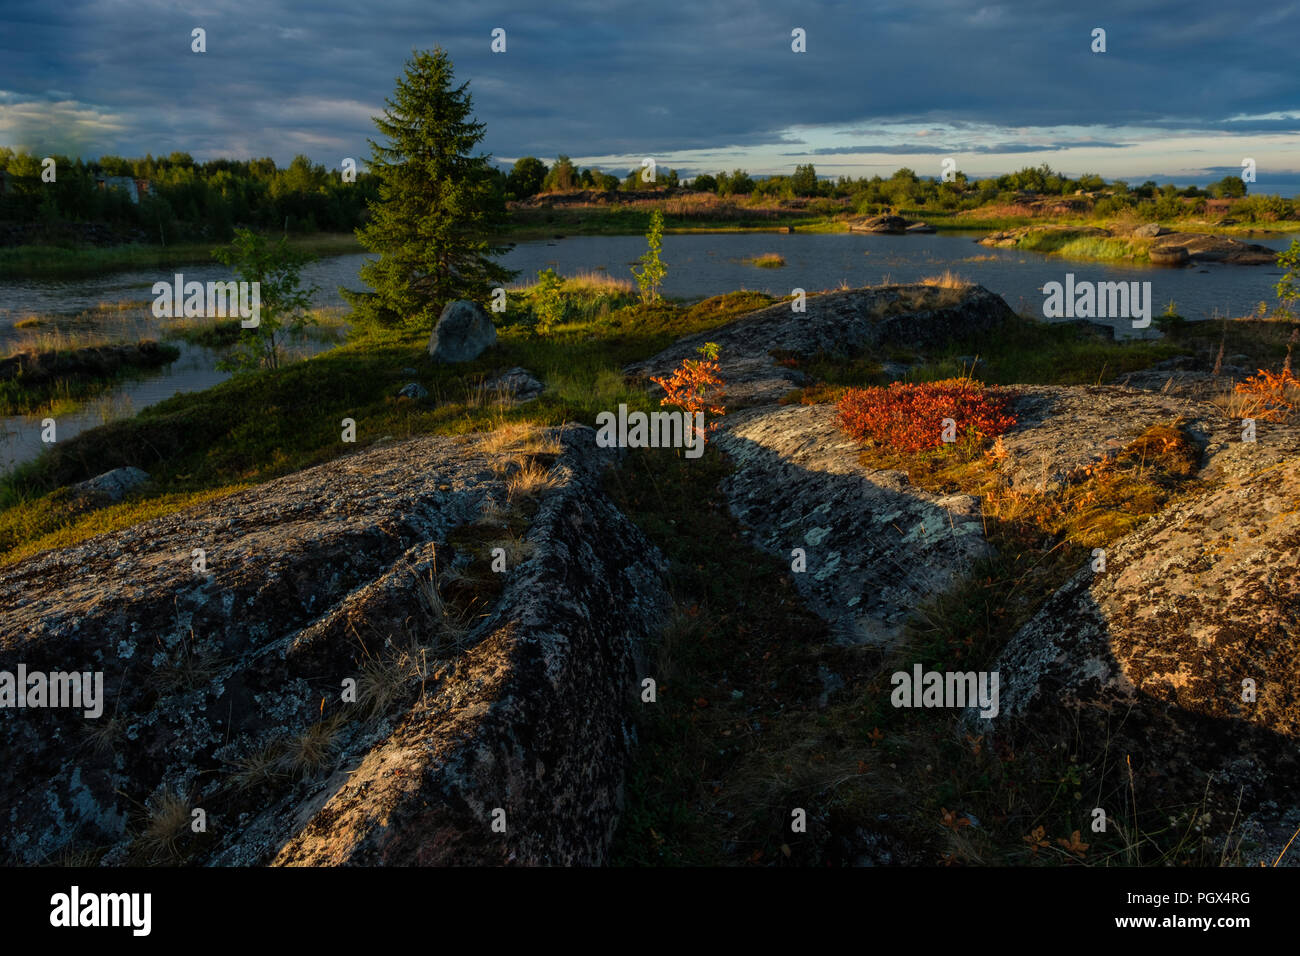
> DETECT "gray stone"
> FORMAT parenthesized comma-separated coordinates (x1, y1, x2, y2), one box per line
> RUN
(1151, 233, 1276, 264)
(1149, 244, 1190, 266)
(484, 367, 545, 404)
(849, 215, 910, 234)
(428, 300, 497, 363)
(69, 466, 150, 505)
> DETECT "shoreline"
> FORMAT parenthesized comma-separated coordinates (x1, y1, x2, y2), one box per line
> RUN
(1, 215, 1295, 282)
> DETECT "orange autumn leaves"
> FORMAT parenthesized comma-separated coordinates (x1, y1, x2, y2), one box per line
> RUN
(1233, 365, 1300, 422)
(1023, 825, 1090, 860)
(835, 378, 1018, 453)
(651, 341, 727, 436)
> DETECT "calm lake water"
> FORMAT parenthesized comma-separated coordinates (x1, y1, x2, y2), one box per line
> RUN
(0, 231, 1293, 473)
(3, 232, 1292, 335)
(0, 333, 334, 475)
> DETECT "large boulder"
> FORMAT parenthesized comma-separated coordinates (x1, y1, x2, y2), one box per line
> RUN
(0, 425, 668, 866)
(848, 215, 910, 234)
(69, 466, 150, 506)
(1148, 244, 1190, 266)
(428, 300, 497, 363)
(972, 453, 1300, 835)
(1151, 233, 1277, 265)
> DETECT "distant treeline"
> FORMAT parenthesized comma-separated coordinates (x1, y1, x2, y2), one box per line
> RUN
(508, 156, 1298, 222)
(0, 149, 380, 243)
(3, 145, 1296, 246)
(503, 154, 680, 197)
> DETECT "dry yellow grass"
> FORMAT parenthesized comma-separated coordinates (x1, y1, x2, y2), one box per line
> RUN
(491, 452, 529, 478)
(135, 791, 191, 863)
(226, 741, 287, 792)
(562, 270, 635, 294)
(475, 495, 509, 527)
(920, 270, 973, 289)
(479, 421, 563, 457)
(489, 531, 537, 568)
(507, 459, 562, 504)
(356, 649, 425, 719)
(281, 717, 343, 779)
(413, 568, 476, 655)
(81, 715, 124, 757)
(507, 269, 634, 295)
(480, 422, 532, 455)
(463, 380, 515, 410)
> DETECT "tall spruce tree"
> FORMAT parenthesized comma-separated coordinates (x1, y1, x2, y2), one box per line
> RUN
(342, 48, 515, 331)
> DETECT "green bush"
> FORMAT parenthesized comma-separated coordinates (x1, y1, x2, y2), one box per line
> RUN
(533, 268, 566, 333)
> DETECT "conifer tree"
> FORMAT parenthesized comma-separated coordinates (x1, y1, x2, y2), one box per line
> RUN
(342, 48, 515, 331)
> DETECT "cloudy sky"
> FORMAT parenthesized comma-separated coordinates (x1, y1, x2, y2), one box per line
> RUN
(3, 0, 1298, 193)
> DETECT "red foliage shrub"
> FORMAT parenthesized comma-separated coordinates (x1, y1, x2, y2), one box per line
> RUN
(835, 378, 1017, 453)
(650, 341, 727, 436)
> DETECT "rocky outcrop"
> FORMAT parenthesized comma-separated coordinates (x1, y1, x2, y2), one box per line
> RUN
(714, 404, 989, 645)
(1113, 357, 1245, 401)
(428, 300, 497, 363)
(0, 425, 667, 866)
(626, 284, 1016, 405)
(847, 215, 935, 234)
(849, 215, 919, 234)
(994, 385, 1217, 490)
(972, 452, 1300, 822)
(978, 224, 1276, 265)
(1108, 359, 1300, 480)
(978, 225, 1110, 248)
(1148, 245, 1190, 266)
(1149, 232, 1277, 265)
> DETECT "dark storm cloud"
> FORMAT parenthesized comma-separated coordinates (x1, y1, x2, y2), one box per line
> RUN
(786, 141, 1134, 155)
(0, 0, 1296, 165)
